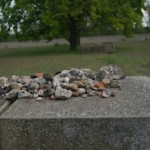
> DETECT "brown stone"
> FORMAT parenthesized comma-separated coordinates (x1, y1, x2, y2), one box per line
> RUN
(9, 83, 23, 90)
(72, 81, 85, 88)
(72, 91, 80, 97)
(66, 83, 78, 91)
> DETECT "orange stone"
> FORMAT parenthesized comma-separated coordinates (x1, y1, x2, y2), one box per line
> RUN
(95, 82, 105, 90)
(35, 73, 44, 78)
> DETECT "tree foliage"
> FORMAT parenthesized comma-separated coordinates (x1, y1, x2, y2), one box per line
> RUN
(145, 0, 150, 27)
(0, 0, 145, 49)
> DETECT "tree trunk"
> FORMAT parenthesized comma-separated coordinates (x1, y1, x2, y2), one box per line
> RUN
(77, 29, 80, 46)
(69, 17, 79, 50)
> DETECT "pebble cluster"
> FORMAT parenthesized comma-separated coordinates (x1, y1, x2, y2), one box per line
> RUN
(0, 65, 125, 101)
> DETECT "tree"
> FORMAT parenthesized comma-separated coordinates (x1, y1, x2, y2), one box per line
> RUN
(0, 0, 145, 50)
(145, 0, 150, 27)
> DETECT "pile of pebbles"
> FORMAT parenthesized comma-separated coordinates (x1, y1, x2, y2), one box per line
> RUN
(0, 65, 125, 101)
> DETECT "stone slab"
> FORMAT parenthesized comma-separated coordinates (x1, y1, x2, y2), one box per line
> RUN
(1, 76, 150, 119)
(0, 76, 150, 150)
(82, 43, 115, 54)
(0, 98, 6, 107)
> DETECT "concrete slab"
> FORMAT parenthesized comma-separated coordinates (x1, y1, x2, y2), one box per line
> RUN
(1, 76, 150, 119)
(0, 76, 150, 150)
(0, 98, 5, 107)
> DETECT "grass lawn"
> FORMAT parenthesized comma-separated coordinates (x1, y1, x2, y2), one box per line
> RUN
(0, 40, 149, 77)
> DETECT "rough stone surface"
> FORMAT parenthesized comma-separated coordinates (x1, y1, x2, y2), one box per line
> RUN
(0, 76, 150, 150)
(0, 77, 8, 89)
(0, 98, 6, 107)
(96, 65, 125, 81)
(0, 66, 126, 101)
(1, 76, 150, 118)
(55, 88, 72, 100)
(18, 90, 31, 99)
(5, 89, 18, 102)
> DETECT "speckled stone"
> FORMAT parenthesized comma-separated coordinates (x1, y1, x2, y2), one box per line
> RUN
(0, 76, 150, 150)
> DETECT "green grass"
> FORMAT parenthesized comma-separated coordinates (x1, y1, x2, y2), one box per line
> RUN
(0, 41, 149, 77)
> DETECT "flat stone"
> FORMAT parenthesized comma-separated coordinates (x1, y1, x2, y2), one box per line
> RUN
(18, 90, 31, 99)
(0, 76, 150, 150)
(9, 82, 23, 90)
(0, 98, 6, 106)
(5, 89, 18, 102)
(55, 88, 72, 100)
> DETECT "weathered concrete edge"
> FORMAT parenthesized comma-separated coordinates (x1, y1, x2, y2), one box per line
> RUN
(1, 117, 150, 150)
(0, 100, 12, 116)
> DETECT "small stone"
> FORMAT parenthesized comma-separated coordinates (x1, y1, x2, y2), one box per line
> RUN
(59, 76, 70, 83)
(69, 77, 81, 83)
(69, 69, 80, 76)
(44, 88, 55, 97)
(81, 94, 88, 98)
(0, 77, 8, 88)
(36, 97, 43, 101)
(95, 82, 105, 90)
(64, 77, 70, 83)
(97, 65, 115, 81)
(53, 76, 61, 89)
(86, 89, 96, 96)
(55, 88, 72, 100)
(96, 65, 125, 81)
(11, 75, 19, 82)
(72, 88, 86, 97)
(50, 95, 56, 100)
(37, 89, 44, 97)
(72, 91, 80, 97)
(111, 91, 116, 97)
(50, 88, 56, 95)
(65, 83, 78, 91)
(36, 78, 46, 85)
(29, 90, 37, 94)
(101, 91, 109, 98)
(78, 88, 86, 95)
(45, 82, 52, 89)
(95, 91, 102, 96)
(33, 94, 38, 98)
(72, 81, 85, 88)
(84, 79, 96, 90)
(18, 90, 31, 99)
(81, 69, 95, 79)
(6, 89, 18, 101)
(39, 83, 46, 90)
(112, 64, 125, 79)
(43, 73, 53, 81)
(33, 73, 44, 78)
(111, 80, 121, 88)
(9, 82, 23, 90)
(17, 76, 31, 84)
(102, 79, 111, 87)
(0, 88, 7, 96)
(60, 70, 70, 75)
(28, 82, 39, 91)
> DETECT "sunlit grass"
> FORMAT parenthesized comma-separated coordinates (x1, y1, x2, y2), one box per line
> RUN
(0, 41, 149, 77)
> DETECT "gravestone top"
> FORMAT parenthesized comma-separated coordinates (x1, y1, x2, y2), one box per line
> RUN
(0, 76, 150, 119)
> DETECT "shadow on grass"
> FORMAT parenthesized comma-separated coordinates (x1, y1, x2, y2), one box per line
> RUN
(0, 45, 82, 58)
